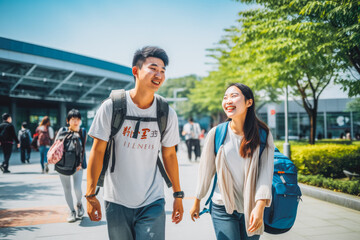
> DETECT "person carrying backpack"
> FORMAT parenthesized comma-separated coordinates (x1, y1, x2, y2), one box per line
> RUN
(18, 122, 32, 163)
(36, 116, 54, 173)
(190, 83, 275, 239)
(54, 109, 87, 223)
(0, 113, 20, 173)
(86, 46, 183, 240)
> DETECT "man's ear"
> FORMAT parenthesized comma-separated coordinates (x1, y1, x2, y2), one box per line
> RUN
(132, 66, 138, 78)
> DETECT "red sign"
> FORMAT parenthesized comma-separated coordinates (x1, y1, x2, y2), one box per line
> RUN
(270, 109, 276, 115)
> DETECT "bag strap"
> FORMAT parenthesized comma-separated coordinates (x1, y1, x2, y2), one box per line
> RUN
(97, 89, 127, 187)
(155, 94, 172, 188)
(200, 122, 268, 216)
(79, 128, 86, 166)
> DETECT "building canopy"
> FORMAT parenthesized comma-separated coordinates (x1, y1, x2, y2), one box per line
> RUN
(0, 37, 134, 106)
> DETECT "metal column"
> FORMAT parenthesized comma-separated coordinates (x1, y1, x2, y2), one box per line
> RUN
(59, 102, 67, 127)
(324, 111, 327, 139)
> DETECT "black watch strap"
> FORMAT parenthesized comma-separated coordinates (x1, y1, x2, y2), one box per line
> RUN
(173, 191, 184, 199)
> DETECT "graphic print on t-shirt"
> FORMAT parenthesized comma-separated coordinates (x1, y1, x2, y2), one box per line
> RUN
(122, 125, 158, 150)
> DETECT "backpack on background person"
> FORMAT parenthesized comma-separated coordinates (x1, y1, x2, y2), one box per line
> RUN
(200, 122, 302, 234)
(31, 133, 39, 151)
(53, 127, 86, 176)
(37, 126, 51, 146)
(19, 129, 31, 147)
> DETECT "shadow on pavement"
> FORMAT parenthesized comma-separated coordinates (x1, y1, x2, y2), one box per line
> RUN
(0, 226, 39, 238)
(79, 217, 107, 227)
(0, 182, 60, 206)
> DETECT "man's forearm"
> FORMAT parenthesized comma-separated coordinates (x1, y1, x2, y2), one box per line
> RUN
(86, 144, 106, 195)
(162, 147, 181, 192)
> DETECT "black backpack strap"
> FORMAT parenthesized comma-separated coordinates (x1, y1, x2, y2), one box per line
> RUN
(156, 94, 169, 142)
(97, 89, 127, 187)
(155, 94, 172, 188)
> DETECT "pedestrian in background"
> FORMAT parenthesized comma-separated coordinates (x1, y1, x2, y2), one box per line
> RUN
(190, 83, 274, 239)
(182, 117, 201, 161)
(36, 116, 54, 173)
(54, 109, 87, 223)
(18, 122, 32, 164)
(0, 113, 20, 173)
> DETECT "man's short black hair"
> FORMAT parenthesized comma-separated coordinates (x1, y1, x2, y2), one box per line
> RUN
(22, 122, 28, 128)
(66, 109, 81, 122)
(132, 46, 169, 69)
(2, 113, 10, 121)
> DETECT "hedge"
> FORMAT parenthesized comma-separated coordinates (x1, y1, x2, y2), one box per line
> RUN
(298, 174, 360, 196)
(290, 144, 360, 178)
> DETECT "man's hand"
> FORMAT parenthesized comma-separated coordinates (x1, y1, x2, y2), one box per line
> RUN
(172, 198, 183, 224)
(86, 197, 102, 221)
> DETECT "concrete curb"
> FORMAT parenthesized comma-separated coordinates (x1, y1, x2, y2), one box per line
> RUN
(299, 183, 360, 211)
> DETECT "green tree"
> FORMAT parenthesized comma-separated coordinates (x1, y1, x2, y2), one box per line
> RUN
(157, 75, 204, 118)
(237, 0, 360, 96)
(346, 98, 360, 112)
(191, 6, 343, 144)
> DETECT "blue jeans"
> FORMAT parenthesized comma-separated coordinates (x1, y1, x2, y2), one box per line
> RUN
(105, 198, 165, 240)
(39, 146, 49, 170)
(211, 202, 260, 240)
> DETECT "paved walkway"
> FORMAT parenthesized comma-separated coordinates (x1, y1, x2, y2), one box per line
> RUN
(1, 142, 360, 240)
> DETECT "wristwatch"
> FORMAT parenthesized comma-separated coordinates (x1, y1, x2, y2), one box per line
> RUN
(173, 191, 185, 199)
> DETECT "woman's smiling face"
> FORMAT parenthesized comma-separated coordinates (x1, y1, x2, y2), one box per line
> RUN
(222, 86, 252, 119)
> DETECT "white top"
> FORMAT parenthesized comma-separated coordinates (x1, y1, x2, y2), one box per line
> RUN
(195, 126, 274, 236)
(183, 122, 201, 140)
(212, 124, 245, 212)
(89, 91, 180, 208)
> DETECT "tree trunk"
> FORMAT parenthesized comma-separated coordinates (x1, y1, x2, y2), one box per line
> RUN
(308, 98, 318, 145)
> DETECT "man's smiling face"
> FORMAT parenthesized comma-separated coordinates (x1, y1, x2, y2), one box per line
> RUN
(134, 57, 166, 92)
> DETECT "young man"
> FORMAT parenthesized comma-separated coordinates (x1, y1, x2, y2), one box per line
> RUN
(0, 113, 20, 173)
(18, 122, 32, 164)
(86, 46, 183, 240)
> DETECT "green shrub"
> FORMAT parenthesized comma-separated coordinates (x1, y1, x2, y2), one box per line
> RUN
(298, 174, 360, 196)
(287, 144, 360, 178)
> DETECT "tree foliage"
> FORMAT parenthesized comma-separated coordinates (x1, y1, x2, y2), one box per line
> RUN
(157, 75, 204, 118)
(237, 0, 360, 96)
(191, 2, 348, 143)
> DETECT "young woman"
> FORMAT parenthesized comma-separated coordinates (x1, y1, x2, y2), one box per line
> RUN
(36, 116, 54, 173)
(190, 83, 275, 240)
(55, 109, 87, 223)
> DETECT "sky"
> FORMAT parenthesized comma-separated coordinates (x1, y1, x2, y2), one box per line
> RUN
(0, 0, 251, 78)
(0, 0, 349, 99)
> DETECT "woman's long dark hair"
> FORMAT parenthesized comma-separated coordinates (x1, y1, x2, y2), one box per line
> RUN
(226, 83, 269, 158)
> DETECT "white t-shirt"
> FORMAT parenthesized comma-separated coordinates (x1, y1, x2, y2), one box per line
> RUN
(183, 122, 201, 140)
(89, 91, 180, 208)
(212, 124, 245, 213)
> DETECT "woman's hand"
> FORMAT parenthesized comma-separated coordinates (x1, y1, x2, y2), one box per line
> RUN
(190, 198, 201, 222)
(248, 199, 266, 233)
(76, 165, 82, 171)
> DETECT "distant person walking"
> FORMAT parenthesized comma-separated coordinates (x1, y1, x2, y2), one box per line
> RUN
(18, 122, 32, 163)
(36, 116, 54, 173)
(53, 109, 87, 223)
(0, 113, 20, 173)
(182, 117, 201, 161)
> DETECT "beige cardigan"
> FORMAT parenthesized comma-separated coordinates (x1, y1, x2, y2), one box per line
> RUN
(195, 127, 274, 236)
